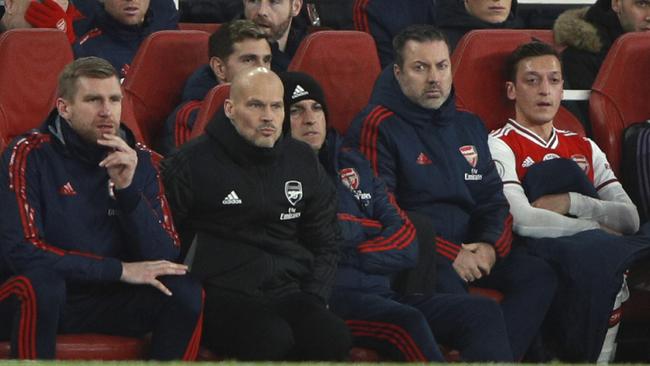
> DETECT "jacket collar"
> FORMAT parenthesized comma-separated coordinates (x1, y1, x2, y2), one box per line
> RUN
(205, 108, 285, 165)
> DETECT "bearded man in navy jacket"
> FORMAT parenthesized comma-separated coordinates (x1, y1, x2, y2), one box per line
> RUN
(345, 24, 557, 361)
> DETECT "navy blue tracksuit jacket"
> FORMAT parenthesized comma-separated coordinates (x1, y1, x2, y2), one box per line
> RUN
(345, 67, 557, 360)
(0, 112, 202, 360)
(74, 0, 179, 78)
(325, 132, 513, 362)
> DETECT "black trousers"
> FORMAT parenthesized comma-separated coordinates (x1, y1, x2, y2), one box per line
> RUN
(202, 290, 351, 361)
(0, 268, 203, 360)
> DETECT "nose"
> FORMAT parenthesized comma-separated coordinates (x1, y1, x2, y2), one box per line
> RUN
(257, 0, 271, 17)
(302, 109, 317, 125)
(538, 77, 551, 95)
(427, 68, 442, 85)
(98, 100, 113, 117)
(261, 105, 275, 123)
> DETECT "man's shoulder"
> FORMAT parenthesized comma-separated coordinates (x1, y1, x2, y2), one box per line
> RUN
(283, 137, 319, 165)
(2, 130, 54, 161)
(452, 108, 489, 137)
(77, 27, 105, 47)
(165, 135, 213, 164)
(354, 104, 400, 131)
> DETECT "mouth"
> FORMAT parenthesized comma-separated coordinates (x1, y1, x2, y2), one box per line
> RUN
(536, 102, 552, 108)
(123, 6, 140, 16)
(253, 18, 272, 29)
(259, 127, 277, 137)
(488, 6, 506, 11)
(96, 122, 116, 134)
(424, 89, 442, 98)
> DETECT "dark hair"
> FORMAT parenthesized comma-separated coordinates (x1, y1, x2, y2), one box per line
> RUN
(392, 24, 449, 68)
(208, 19, 269, 60)
(58, 57, 118, 100)
(505, 41, 561, 82)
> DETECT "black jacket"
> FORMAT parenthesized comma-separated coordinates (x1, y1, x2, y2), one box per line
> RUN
(161, 110, 340, 302)
(553, 0, 624, 89)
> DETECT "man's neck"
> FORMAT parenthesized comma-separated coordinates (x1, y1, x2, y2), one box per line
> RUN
(515, 118, 554, 142)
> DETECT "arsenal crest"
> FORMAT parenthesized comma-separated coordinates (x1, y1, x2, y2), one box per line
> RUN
(571, 154, 590, 174)
(339, 168, 360, 190)
(285, 180, 303, 206)
(459, 145, 478, 168)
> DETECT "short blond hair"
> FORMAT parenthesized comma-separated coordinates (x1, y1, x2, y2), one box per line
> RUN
(58, 57, 118, 100)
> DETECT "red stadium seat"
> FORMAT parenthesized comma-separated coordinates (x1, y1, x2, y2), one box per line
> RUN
(452, 29, 585, 135)
(0, 334, 147, 360)
(288, 30, 381, 135)
(122, 30, 210, 149)
(179, 22, 222, 34)
(189, 83, 231, 140)
(0, 29, 73, 148)
(589, 32, 650, 177)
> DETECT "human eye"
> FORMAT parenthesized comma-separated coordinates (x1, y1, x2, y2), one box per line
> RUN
(413, 63, 426, 72)
(635, 0, 649, 7)
(312, 103, 323, 111)
(249, 101, 264, 109)
(526, 76, 539, 85)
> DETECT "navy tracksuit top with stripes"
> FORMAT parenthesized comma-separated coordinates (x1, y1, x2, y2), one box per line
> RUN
(321, 132, 417, 292)
(0, 112, 180, 282)
(345, 67, 512, 261)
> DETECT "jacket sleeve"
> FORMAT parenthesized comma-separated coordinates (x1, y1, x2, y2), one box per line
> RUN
(114, 148, 181, 262)
(299, 161, 341, 303)
(339, 170, 417, 275)
(160, 150, 196, 257)
(0, 137, 122, 282)
(466, 124, 512, 258)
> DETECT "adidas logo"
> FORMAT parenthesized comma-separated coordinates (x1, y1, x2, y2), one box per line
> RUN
(222, 190, 242, 205)
(416, 152, 432, 165)
(521, 156, 535, 168)
(292, 85, 308, 99)
(58, 182, 77, 196)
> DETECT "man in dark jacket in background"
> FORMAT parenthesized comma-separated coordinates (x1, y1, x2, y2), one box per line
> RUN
(160, 19, 271, 155)
(353, 0, 437, 68)
(162, 67, 351, 361)
(74, 0, 179, 78)
(436, 0, 523, 51)
(0, 57, 203, 360)
(243, 0, 308, 71)
(345, 24, 557, 361)
(282, 71, 513, 362)
(554, 0, 650, 90)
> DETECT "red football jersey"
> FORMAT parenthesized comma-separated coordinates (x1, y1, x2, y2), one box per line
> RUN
(490, 119, 617, 190)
